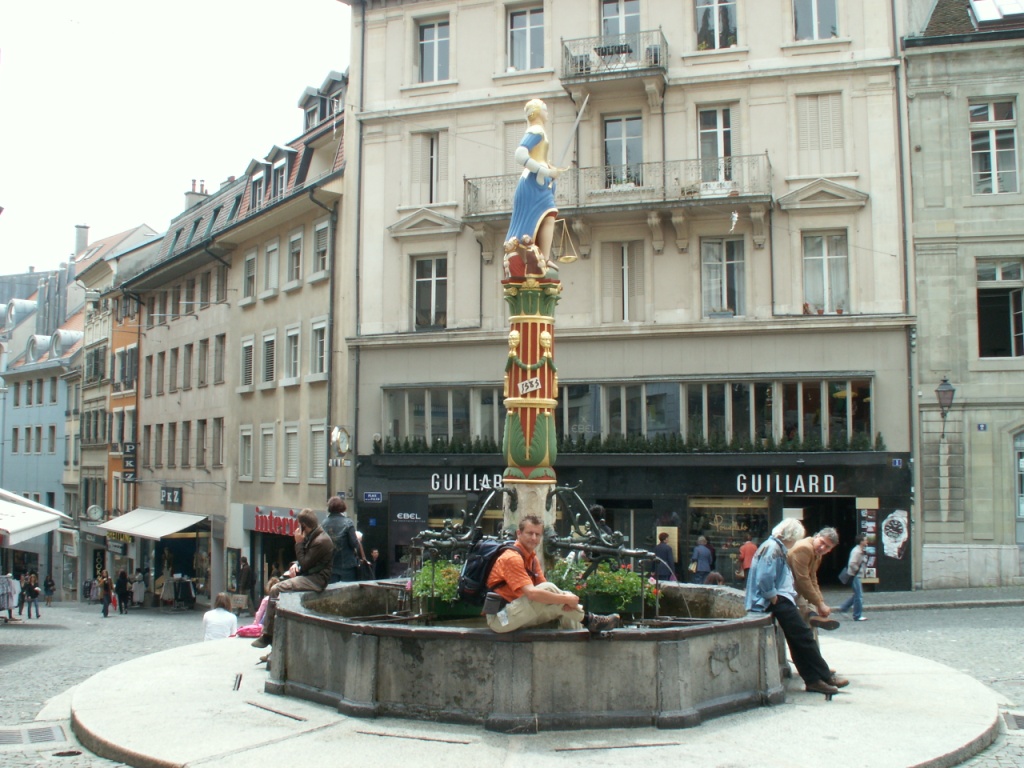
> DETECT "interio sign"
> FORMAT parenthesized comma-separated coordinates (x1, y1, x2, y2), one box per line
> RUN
(251, 506, 301, 537)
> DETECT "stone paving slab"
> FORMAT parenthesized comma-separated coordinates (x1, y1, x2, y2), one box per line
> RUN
(69, 635, 1005, 768)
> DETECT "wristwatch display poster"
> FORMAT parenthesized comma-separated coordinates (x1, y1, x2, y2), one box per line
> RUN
(881, 509, 909, 560)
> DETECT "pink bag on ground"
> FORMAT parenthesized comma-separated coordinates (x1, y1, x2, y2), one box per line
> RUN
(235, 623, 262, 638)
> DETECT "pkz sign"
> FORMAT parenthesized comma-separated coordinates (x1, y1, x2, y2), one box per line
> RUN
(160, 487, 183, 507)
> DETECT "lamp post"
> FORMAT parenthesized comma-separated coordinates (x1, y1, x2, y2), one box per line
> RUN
(935, 377, 956, 439)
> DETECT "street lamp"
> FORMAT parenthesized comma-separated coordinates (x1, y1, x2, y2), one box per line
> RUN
(935, 377, 956, 439)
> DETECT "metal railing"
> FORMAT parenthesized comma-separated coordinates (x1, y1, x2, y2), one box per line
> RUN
(465, 154, 772, 218)
(561, 29, 668, 78)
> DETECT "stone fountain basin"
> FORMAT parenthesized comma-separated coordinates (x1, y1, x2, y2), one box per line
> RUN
(265, 581, 785, 733)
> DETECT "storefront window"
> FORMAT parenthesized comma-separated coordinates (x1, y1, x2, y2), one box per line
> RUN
(828, 381, 848, 445)
(731, 382, 751, 444)
(851, 378, 872, 440)
(385, 390, 406, 439)
(451, 389, 470, 440)
(429, 388, 448, 441)
(409, 390, 426, 439)
(625, 384, 643, 436)
(607, 386, 623, 434)
(687, 383, 705, 441)
(707, 383, 726, 444)
(754, 382, 772, 439)
(687, 496, 769, 585)
(802, 380, 823, 446)
(563, 384, 602, 442)
(645, 382, 679, 437)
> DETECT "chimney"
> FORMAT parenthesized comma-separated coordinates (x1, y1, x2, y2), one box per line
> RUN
(184, 178, 209, 210)
(220, 175, 237, 190)
(75, 224, 89, 256)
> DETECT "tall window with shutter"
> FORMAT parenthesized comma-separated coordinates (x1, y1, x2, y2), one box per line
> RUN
(412, 131, 448, 204)
(309, 424, 326, 482)
(601, 242, 645, 322)
(313, 220, 329, 273)
(260, 425, 275, 481)
(262, 334, 276, 384)
(284, 425, 299, 481)
(797, 92, 844, 175)
(241, 340, 254, 387)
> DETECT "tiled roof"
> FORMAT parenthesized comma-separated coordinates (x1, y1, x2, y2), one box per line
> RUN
(923, 0, 1024, 36)
(73, 225, 156, 273)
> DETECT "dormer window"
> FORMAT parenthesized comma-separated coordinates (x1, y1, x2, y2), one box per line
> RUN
(329, 92, 342, 116)
(272, 160, 287, 199)
(306, 106, 320, 129)
(251, 174, 265, 209)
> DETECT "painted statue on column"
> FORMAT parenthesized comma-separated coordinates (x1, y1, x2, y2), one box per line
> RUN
(502, 99, 566, 487)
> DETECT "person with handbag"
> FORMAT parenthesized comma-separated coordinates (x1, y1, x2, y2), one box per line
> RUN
(690, 536, 713, 584)
(837, 534, 869, 621)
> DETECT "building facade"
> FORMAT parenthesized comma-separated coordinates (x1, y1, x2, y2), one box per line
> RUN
(342, 0, 916, 587)
(905, 0, 1024, 587)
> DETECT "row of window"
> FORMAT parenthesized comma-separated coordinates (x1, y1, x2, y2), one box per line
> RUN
(417, 1, 841, 83)
(238, 422, 327, 484)
(144, 335, 226, 397)
(10, 425, 57, 454)
(240, 219, 330, 302)
(9, 377, 59, 407)
(384, 378, 873, 447)
(238, 320, 328, 390)
(141, 418, 224, 470)
(145, 265, 229, 328)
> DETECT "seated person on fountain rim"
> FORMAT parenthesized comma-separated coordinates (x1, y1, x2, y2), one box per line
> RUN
(485, 514, 620, 635)
(251, 508, 334, 650)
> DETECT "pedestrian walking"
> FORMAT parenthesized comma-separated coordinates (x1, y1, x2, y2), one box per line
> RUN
(97, 569, 114, 618)
(837, 534, 869, 621)
(43, 573, 56, 607)
(23, 573, 42, 619)
(690, 536, 713, 584)
(115, 570, 131, 614)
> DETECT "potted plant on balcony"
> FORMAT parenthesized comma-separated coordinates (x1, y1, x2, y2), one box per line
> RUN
(548, 558, 658, 615)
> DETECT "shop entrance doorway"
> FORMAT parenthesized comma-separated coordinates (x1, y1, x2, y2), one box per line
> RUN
(786, 495, 858, 585)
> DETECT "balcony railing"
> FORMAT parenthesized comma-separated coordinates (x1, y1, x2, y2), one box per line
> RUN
(562, 29, 668, 78)
(465, 154, 772, 219)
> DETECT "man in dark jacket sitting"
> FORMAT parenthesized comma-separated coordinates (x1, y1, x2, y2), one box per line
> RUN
(252, 508, 334, 649)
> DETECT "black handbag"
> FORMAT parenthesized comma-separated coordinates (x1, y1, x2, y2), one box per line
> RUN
(838, 568, 852, 585)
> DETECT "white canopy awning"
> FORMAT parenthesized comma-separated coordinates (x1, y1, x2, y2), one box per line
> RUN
(99, 508, 208, 541)
(0, 493, 71, 547)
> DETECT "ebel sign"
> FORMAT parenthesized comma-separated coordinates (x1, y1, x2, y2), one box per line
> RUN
(735, 472, 837, 495)
(430, 473, 504, 492)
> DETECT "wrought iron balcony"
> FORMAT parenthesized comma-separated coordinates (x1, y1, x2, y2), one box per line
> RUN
(561, 29, 668, 80)
(464, 154, 772, 220)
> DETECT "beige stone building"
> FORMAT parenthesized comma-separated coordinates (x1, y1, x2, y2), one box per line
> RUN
(905, 0, 1024, 587)
(341, 1, 916, 586)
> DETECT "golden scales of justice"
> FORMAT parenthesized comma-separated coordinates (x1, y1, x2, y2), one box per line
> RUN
(551, 218, 579, 264)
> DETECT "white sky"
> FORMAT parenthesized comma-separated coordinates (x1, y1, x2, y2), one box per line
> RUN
(0, 0, 351, 273)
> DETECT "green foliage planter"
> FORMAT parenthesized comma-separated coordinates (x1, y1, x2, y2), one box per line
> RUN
(548, 559, 657, 614)
(411, 559, 482, 619)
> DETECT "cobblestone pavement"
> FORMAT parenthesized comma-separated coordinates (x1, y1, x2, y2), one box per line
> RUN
(2, 596, 1023, 766)
(0, 600, 211, 766)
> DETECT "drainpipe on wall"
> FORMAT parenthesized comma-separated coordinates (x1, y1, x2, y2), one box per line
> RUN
(308, 189, 339, 498)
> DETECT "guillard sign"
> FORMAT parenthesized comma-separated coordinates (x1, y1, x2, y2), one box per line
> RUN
(736, 472, 837, 495)
(430, 473, 504, 492)
(253, 506, 301, 536)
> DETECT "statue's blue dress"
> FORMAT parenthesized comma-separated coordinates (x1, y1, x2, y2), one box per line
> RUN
(504, 126, 557, 245)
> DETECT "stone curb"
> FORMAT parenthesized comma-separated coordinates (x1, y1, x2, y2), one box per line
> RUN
(865, 599, 1024, 613)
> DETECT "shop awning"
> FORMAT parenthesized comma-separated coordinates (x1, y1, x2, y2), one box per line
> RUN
(99, 508, 208, 541)
(0, 493, 71, 547)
